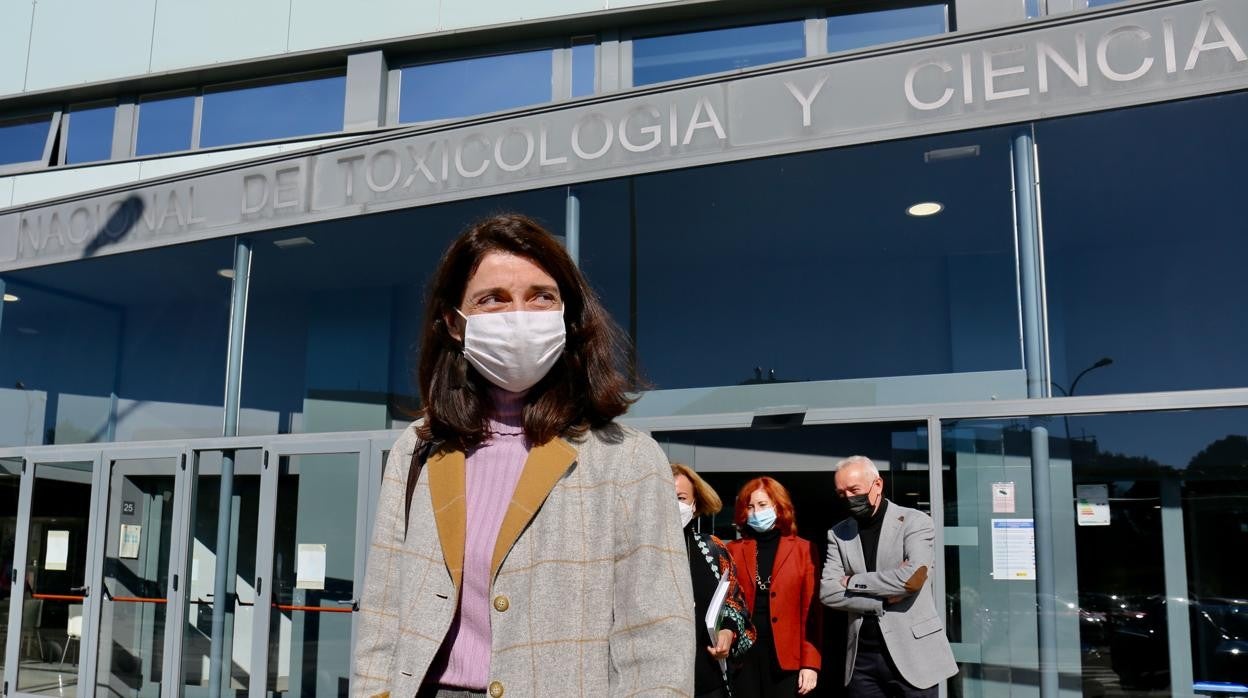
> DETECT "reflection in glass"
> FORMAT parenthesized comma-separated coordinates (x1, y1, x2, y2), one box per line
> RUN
(580, 126, 1022, 391)
(399, 51, 553, 123)
(199, 75, 345, 148)
(1039, 91, 1248, 396)
(66, 105, 116, 165)
(632, 21, 805, 86)
(237, 189, 565, 436)
(181, 451, 263, 697)
(95, 460, 177, 697)
(0, 238, 233, 446)
(0, 115, 53, 165)
(572, 42, 596, 98)
(943, 408, 1248, 696)
(15, 461, 93, 696)
(826, 5, 947, 54)
(266, 454, 358, 697)
(136, 94, 195, 156)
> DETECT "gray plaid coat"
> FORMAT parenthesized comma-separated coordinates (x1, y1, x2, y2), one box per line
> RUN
(352, 422, 695, 698)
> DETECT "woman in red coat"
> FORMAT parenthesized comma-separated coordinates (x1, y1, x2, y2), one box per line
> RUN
(727, 477, 822, 697)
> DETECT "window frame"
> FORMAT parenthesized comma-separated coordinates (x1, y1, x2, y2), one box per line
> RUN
(386, 39, 564, 127)
(0, 107, 63, 176)
(58, 99, 120, 167)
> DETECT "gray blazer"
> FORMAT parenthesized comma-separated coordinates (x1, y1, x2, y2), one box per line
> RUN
(352, 422, 695, 698)
(819, 501, 957, 690)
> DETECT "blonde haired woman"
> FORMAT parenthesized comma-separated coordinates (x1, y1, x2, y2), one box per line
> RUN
(672, 463, 756, 698)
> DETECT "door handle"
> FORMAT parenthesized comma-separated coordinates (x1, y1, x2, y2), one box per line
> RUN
(69, 585, 90, 597)
(332, 598, 360, 611)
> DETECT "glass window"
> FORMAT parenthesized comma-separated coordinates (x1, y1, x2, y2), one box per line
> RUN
(579, 126, 1023, 392)
(398, 50, 554, 124)
(943, 407, 1248, 696)
(0, 114, 54, 166)
(1038, 91, 1248, 396)
(200, 74, 346, 149)
(65, 104, 116, 165)
(631, 21, 805, 86)
(0, 237, 234, 446)
(1086, 0, 1124, 6)
(0, 458, 20, 686)
(826, 5, 947, 54)
(136, 94, 195, 156)
(572, 42, 596, 98)
(236, 189, 566, 436)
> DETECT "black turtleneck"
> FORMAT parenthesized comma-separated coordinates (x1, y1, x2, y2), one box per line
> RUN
(855, 499, 889, 651)
(750, 527, 781, 642)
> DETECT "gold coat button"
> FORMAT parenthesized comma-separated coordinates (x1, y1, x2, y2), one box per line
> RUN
(488, 680, 504, 697)
(492, 594, 510, 612)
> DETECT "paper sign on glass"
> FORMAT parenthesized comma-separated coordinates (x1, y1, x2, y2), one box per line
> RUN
(296, 544, 327, 590)
(119, 524, 142, 559)
(990, 518, 1035, 580)
(992, 482, 1016, 513)
(1076, 484, 1111, 526)
(45, 530, 70, 571)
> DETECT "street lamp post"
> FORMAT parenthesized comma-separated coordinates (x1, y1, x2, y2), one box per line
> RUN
(1052, 356, 1114, 443)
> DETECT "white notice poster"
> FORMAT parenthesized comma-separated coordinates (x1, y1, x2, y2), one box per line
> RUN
(992, 482, 1016, 513)
(991, 519, 1036, 581)
(296, 544, 327, 590)
(1076, 484, 1111, 526)
(45, 530, 69, 571)
(119, 524, 142, 559)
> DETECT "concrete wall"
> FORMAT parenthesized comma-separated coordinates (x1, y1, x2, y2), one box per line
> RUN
(0, 0, 673, 99)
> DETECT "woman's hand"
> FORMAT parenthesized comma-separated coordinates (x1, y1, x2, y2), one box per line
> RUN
(797, 668, 818, 695)
(706, 628, 734, 660)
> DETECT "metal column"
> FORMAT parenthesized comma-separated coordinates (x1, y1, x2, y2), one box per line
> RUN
(1012, 127, 1059, 698)
(565, 187, 581, 265)
(1161, 476, 1195, 696)
(209, 237, 252, 696)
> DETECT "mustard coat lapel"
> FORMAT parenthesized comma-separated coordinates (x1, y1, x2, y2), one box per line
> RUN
(426, 438, 579, 593)
(491, 437, 578, 579)
(426, 448, 467, 592)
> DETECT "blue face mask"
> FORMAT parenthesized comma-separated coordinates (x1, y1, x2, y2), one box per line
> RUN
(747, 507, 777, 533)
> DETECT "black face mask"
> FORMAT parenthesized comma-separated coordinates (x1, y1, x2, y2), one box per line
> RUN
(846, 494, 875, 520)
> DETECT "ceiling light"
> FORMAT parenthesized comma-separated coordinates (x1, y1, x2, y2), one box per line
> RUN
(907, 202, 944, 217)
(217, 268, 235, 279)
(273, 236, 315, 249)
(2, 293, 18, 302)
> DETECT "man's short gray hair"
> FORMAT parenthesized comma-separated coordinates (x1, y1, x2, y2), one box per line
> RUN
(835, 455, 880, 480)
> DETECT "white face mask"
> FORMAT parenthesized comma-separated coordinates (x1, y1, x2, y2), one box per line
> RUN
(678, 501, 695, 529)
(459, 309, 566, 393)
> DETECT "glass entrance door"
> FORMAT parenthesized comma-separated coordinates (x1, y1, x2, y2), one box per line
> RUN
(253, 440, 370, 697)
(4, 451, 104, 698)
(92, 450, 187, 698)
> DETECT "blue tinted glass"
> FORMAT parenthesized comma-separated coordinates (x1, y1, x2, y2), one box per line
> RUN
(826, 5, 947, 54)
(199, 74, 346, 148)
(1039, 92, 1248, 395)
(66, 105, 116, 164)
(136, 95, 195, 156)
(632, 21, 805, 86)
(0, 116, 53, 165)
(1086, 0, 1123, 6)
(572, 43, 596, 97)
(399, 51, 554, 123)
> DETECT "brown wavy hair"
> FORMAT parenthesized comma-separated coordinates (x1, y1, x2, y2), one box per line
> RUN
(416, 213, 634, 450)
(733, 476, 798, 536)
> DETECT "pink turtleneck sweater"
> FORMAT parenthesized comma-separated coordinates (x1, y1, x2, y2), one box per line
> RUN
(430, 388, 530, 689)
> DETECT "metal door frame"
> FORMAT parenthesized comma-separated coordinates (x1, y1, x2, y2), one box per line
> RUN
(91, 444, 190, 698)
(248, 437, 372, 698)
(3, 447, 104, 698)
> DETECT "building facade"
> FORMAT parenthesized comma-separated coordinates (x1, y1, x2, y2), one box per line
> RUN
(1, 0, 1246, 696)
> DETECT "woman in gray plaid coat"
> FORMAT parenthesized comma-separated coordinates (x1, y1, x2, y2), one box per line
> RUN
(352, 214, 695, 698)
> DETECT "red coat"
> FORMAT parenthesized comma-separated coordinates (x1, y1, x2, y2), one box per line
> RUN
(726, 534, 823, 672)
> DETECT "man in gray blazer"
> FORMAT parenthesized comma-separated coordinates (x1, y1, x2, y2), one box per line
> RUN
(819, 456, 957, 697)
